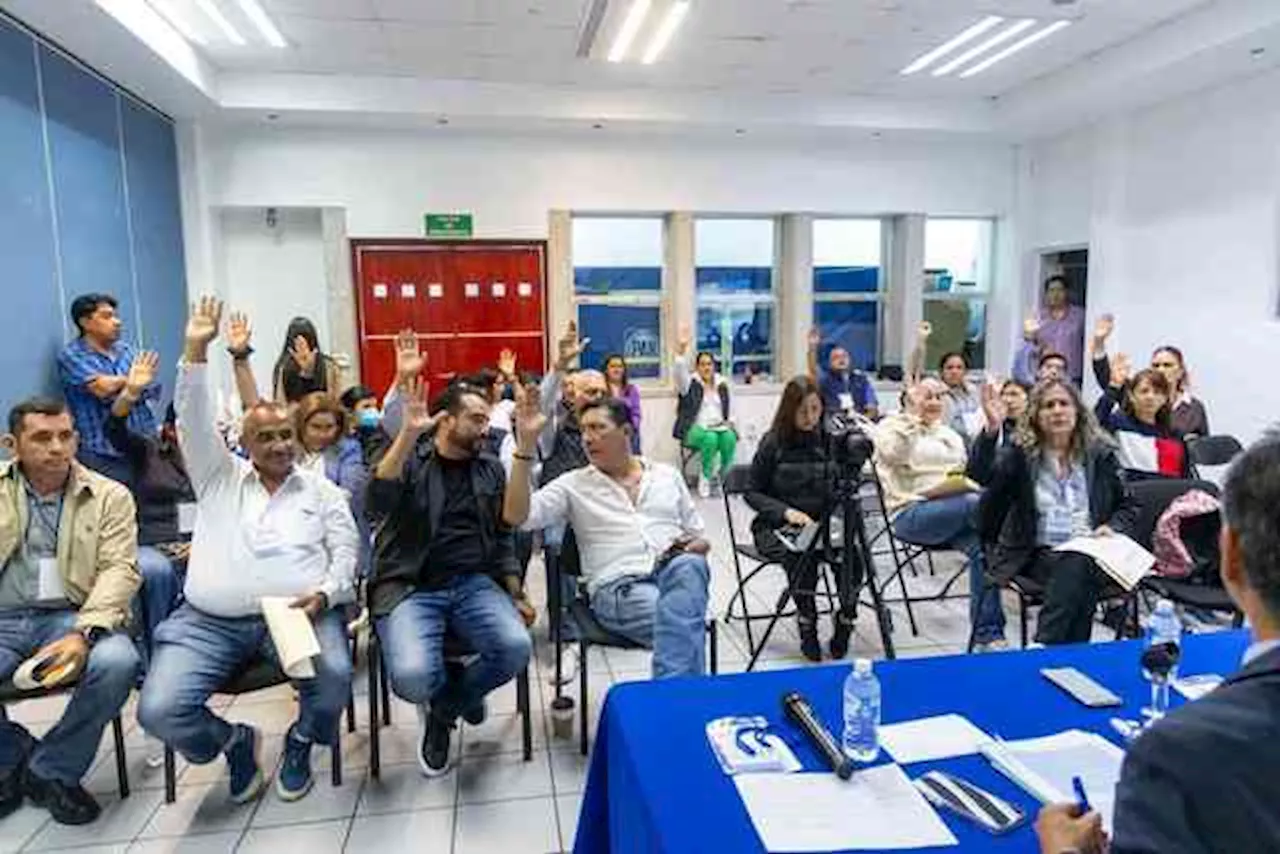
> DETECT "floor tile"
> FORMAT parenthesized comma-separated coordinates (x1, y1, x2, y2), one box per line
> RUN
(249, 775, 363, 828)
(127, 831, 242, 854)
(357, 762, 456, 815)
(222, 700, 299, 736)
(137, 783, 255, 839)
(460, 711, 547, 757)
(457, 749, 553, 805)
(453, 796, 560, 854)
(25, 790, 164, 851)
(177, 738, 280, 789)
(548, 748, 590, 796)
(345, 806, 452, 851)
(0, 804, 50, 853)
(238, 819, 349, 854)
(556, 794, 584, 853)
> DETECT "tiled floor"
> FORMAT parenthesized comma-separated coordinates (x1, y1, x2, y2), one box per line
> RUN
(0, 491, 1221, 852)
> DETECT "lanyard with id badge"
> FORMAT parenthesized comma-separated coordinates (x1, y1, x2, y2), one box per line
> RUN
(24, 488, 68, 601)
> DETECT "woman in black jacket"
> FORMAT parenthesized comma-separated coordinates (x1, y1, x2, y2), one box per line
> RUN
(746, 377, 857, 661)
(978, 378, 1137, 645)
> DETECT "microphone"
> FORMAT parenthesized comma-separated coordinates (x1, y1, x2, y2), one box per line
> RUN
(782, 691, 853, 779)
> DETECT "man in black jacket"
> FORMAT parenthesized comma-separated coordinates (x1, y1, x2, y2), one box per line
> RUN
(1037, 431, 1280, 854)
(368, 379, 534, 778)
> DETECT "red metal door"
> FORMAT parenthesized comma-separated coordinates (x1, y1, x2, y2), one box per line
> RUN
(352, 240, 547, 399)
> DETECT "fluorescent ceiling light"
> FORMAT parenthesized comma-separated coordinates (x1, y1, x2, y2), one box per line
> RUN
(608, 0, 652, 62)
(899, 15, 1004, 75)
(235, 0, 287, 47)
(959, 19, 1071, 78)
(145, 0, 205, 45)
(95, 0, 207, 88)
(192, 0, 245, 45)
(932, 19, 1037, 77)
(641, 0, 690, 64)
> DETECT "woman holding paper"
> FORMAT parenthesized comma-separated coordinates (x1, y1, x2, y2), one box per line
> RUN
(874, 378, 1006, 650)
(747, 377, 859, 661)
(978, 379, 1137, 645)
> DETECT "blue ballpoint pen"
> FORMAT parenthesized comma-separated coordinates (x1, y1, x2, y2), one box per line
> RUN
(1072, 776, 1091, 812)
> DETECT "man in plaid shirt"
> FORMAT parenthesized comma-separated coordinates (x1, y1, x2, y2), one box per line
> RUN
(56, 294, 159, 487)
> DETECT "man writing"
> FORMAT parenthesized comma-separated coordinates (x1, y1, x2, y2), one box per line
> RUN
(807, 327, 879, 420)
(368, 378, 533, 777)
(504, 393, 711, 679)
(57, 293, 161, 487)
(1036, 432, 1280, 853)
(138, 297, 358, 806)
(0, 399, 140, 825)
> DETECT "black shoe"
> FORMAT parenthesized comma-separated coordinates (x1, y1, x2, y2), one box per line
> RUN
(829, 617, 855, 660)
(416, 707, 454, 778)
(24, 770, 100, 825)
(798, 624, 822, 662)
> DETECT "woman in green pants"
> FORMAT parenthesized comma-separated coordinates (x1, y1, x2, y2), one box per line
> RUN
(673, 328, 736, 497)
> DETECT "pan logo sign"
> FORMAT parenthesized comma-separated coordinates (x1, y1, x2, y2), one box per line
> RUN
(622, 327, 659, 360)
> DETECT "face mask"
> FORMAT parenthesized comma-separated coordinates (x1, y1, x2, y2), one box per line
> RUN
(356, 409, 382, 429)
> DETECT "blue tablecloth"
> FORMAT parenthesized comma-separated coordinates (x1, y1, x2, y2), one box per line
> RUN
(575, 630, 1250, 854)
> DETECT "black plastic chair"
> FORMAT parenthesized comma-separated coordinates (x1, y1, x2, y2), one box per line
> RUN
(1187, 435, 1243, 477)
(0, 680, 129, 799)
(365, 627, 534, 779)
(547, 530, 718, 756)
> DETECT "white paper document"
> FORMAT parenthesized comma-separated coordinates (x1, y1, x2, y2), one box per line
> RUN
(981, 730, 1124, 832)
(1173, 673, 1224, 700)
(260, 596, 321, 679)
(880, 714, 993, 765)
(1053, 533, 1154, 591)
(734, 765, 957, 852)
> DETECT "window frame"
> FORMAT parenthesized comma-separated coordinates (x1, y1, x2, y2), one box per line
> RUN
(693, 215, 779, 383)
(812, 217, 886, 371)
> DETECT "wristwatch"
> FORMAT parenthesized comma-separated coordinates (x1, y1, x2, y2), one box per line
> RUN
(78, 626, 108, 647)
(227, 345, 255, 360)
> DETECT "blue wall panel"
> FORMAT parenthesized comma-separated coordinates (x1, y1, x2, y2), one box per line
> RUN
(0, 19, 64, 396)
(39, 44, 138, 344)
(121, 97, 186, 390)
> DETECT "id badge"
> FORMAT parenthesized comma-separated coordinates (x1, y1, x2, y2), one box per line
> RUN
(37, 557, 67, 601)
(177, 502, 198, 535)
(838, 392, 855, 413)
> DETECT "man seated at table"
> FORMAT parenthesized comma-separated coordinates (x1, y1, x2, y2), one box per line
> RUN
(0, 398, 140, 825)
(503, 394, 710, 679)
(368, 378, 534, 777)
(138, 297, 358, 806)
(1036, 431, 1280, 854)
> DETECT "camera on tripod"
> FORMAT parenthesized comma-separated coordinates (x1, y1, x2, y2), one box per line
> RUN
(823, 412, 875, 474)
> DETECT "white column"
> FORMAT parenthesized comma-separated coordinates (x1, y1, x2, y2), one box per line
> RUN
(663, 212, 695, 381)
(546, 209, 574, 366)
(883, 214, 925, 371)
(776, 214, 813, 380)
(321, 207, 358, 386)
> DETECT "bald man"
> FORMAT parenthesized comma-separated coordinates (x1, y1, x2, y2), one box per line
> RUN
(138, 298, 358, 808)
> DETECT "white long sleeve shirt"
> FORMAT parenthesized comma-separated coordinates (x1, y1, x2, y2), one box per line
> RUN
(176, 363, 358, 617)
(520, 459, 705, 596)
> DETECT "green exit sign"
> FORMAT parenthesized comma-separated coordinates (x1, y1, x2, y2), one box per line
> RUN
(424, 213, 473, 238)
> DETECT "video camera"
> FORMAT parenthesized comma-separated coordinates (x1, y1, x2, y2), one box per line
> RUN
(823, 412, 874, 473)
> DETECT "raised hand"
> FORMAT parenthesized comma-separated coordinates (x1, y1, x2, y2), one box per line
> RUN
(497, 348, 517, 380)
(400, 376, 439, 437)
(676, 324, 692, 356)
(185, 296, 223, 347)
(1023, 316, 1041, 341)
(290, 335, 317, 375)
(1110, 353, 1133, 388)
(980, 381, 1006, 429)
(807, 327, 821, 350)
(917, 320, 933, 340)
(125, 350, 160, 397)
(1093, 313, 1115, 344)
(226, 311, 253, 353)
(394, 330, 425, 383)
(513, 380, 548, 439)
(556, 321, 588, 370)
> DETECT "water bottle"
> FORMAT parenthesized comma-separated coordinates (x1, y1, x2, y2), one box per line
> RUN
(1142, 599, 1183, 720)
(842, 658, 881, 762)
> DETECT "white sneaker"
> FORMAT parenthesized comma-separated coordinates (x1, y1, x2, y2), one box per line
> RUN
(697, 478, 711, 499)
(145, 735, 166, 769)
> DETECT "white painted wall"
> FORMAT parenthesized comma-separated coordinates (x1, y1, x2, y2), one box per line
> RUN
(1020, 65, 1280, 444)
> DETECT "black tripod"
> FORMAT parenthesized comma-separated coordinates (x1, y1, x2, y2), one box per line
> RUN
(743, 464, 896, 671)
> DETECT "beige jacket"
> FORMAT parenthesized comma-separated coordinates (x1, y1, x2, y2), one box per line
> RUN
(873, 414, 969, 514)
(0, 461, 140, 631)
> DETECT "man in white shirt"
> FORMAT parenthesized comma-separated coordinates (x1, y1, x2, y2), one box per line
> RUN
(138, 297, 359, 806)
(503, 396, 711, 678)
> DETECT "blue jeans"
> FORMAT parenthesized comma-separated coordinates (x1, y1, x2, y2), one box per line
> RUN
(135, 546, 185, 660)
(137, 604, 352, 763)
(376, 574, 531, 722)
(892, 493, 1006, 644)
(590, 553, 710, 679)
(0, 609, 139, 783)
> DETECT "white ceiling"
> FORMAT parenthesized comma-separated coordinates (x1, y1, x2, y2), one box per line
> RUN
(5, 0, 1280, 141)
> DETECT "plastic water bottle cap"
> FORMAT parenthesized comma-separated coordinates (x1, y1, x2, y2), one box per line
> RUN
(854, 658, 873, 676)
(1155, 599, 1175, 614)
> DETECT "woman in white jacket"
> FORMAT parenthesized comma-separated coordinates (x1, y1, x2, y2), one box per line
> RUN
(874, 378, 1007, 650)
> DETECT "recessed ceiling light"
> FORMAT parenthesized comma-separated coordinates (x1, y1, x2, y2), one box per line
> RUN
(191, 0, 245, 45)
(932, 19, 1037, 77)
(900, 15, 1004, 75)
(958, 19, 1071, 77)
(641, 0, 691, 64)
(235, 0, 287, 48)
(608, 0, 652, 62)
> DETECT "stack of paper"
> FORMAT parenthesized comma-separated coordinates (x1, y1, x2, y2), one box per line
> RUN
(260, 596, 321, 679)
(879, 714, 993, 764)
(734, 765, 957, 851)
(1053, 533, 1154, 591)
(981, 730, 1125, 831)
